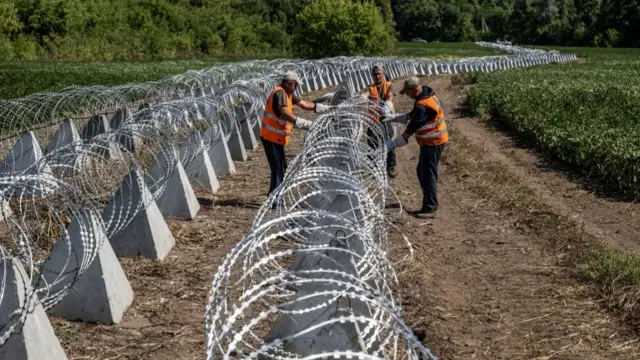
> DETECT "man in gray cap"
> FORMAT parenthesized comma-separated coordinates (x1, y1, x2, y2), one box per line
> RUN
(385, 77, 448, 218)
(260, 71, 330, 201)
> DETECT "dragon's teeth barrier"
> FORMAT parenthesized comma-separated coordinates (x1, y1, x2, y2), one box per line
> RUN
(0, 42, 576, 359)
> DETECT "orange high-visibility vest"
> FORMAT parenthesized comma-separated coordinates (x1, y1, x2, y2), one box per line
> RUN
(413, 95, 448, 146)
(260, 86, 294, 146)
(368, 81, 392, 123)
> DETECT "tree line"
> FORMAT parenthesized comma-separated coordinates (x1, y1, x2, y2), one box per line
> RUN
(0, 0, 637, 61)
(392, 0, 639, 48)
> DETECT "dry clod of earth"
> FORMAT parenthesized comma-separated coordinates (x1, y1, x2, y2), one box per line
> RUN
(55, 76, 640, 359)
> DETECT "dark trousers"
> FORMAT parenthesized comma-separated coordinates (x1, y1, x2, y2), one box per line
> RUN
(366, 126, 397, 170)
(417, 144, 445, 212)
(261, 137, 287, 195)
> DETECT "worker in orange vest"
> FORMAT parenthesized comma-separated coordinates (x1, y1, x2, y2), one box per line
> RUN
(385, 77, 448, 218)
(260, 71, 330, 199)
(367, 65, 397, 178)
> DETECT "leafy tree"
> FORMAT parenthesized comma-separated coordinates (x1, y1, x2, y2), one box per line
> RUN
(293, 0, 392, 58)
(393, 0, 440, 41)
(3, 0, 640, 61)
(0, 0, 22, 34)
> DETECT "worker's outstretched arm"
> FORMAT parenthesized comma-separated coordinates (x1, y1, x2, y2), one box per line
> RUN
(296, 99, 331, 114)
(295, 100, 316, 111)
(280, 104, 313, 130)
(402, 105, 429, 139)
(279, 105, 297, 123)
(385, 105, 437, 150)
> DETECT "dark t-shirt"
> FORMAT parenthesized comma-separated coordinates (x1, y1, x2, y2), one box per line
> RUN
(272, 89, 301, 118)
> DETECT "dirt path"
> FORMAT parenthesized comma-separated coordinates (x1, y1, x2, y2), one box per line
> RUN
(55, 76, 640, 359)
(387, 75, 640, 359)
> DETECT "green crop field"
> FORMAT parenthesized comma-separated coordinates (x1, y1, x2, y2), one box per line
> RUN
(0, 42, 500, 101)
(469, 47, 640, 198)
(0, 60, 227, 100)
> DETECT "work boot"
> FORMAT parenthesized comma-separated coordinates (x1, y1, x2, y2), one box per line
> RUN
(409, 207, 437, 219)
(387, 167, 397, 179)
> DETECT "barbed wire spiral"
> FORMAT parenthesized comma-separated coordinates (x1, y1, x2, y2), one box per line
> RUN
(0, 42, 577, 356)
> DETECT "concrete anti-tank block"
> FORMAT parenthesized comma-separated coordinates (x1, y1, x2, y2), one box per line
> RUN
(0, 130, 52, 177)
(323, 72, 333, 87)
(0, 258, 68, 360)
(104, 168, 175, 260)
(111, 108, 142, 152)
(185, 148, 220, 193)
(236, 106, 258, 150)
(45, 118, 80, 154)
(180, 134, 220, 193)
(40, 208, 134, 324)
(81, 114, 110, 140)
(146, 151, 200, 220)
(205, 126, 236, 175)
(317, 73, 327, 89)
(301, 78, 311, 93)
(156, 160, 200, 219)
(110, 108, 132, 130)
(253, 108, 262, 139)
(225, 117, 248, 162)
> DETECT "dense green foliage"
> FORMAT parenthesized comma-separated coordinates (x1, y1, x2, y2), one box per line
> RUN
(0, 0, 313, 60)
(391, 0, 640, 48)
(0, 0, 397, 60)
(1, 0, 638, 61)
(293, 0, 393, 58)
(0, 59, 223, 99)
(469, 48, 640, 198)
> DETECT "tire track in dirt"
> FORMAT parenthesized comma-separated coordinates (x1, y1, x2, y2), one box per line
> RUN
(386, 75, 640, 359)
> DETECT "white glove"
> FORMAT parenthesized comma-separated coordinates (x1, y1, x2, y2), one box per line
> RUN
(379, 102, 393, 118)
(295, 117, 313, 130)
(384, 100, 394, 113)
(385, 113, 409, 124)
(315, 103, 330, 114)
(385, 134, 408, 151)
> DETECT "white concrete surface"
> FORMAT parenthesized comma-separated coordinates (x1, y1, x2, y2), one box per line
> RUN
(105, 168, 175, 260)
(0, 258, 68, 360)
(38, 209, 133, 324)
(156, 161, 200, 220)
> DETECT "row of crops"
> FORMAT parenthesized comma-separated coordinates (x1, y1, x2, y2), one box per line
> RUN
(468, 49, 640, 198)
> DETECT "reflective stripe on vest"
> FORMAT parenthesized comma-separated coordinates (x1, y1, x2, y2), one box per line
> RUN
(368, 81, 391, 122)
(260, 86, 294, 145)
(414, 95, 448, 146)
(263, 111, 289, 128)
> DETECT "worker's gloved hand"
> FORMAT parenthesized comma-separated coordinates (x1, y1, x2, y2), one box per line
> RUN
(385, 134, 408, 151)
(379, 102, 393, 118)
(295, 117, 313, 130)
(384, 113, 409, 124)
(384, 100, 394, 113)
(315, 103, 330, 114)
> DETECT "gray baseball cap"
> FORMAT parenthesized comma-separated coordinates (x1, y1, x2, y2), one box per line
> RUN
(282, 71, 302, 84)
(399, 77, 421, 95)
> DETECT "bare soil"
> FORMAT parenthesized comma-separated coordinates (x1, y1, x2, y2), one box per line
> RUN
(54, 76, 640, 359)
